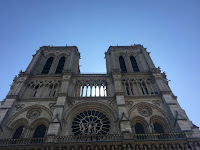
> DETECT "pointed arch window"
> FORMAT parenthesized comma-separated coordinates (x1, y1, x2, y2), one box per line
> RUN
(42, 57, 54, 74)
(119, 56, 127, 72)
(130, 56, 139, 72)
(13, 126, 24, 139)
(135, 123, 145, 134)
(55, 56, 65, 74)
(33, 125, 47, 138)
(153, 122, 164, 133)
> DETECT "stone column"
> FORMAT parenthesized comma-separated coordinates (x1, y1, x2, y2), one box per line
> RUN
(49, 57, 59, 74)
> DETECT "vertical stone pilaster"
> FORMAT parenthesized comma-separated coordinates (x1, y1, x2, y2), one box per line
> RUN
(141, 48, 155, 69)
(25, 49, 42, 74)
(112, 72, 132, 133)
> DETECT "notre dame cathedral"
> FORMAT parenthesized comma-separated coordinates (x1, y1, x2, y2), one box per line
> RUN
(0, 45, 200, 150)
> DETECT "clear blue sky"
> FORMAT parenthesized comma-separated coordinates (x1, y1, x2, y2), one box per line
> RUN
(0, 0, 200, 127)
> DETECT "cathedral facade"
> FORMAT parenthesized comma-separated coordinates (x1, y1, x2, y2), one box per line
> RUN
(0, 45, 199, 150)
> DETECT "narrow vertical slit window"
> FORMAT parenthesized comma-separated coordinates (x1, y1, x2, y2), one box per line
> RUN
(119, 56, 127, 72)
(55, 57, 65, 74)
(42, 57, 54, 74)
(130, 56, 139, 72)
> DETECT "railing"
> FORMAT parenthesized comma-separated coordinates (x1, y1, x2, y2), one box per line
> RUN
(56, 134, 122, 143)
(124, 132, 188, 140)
(0, 132, 193, 146)
(0, 138, 45, 146)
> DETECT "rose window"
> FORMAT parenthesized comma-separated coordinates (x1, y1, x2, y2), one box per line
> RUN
(71, 110, 110, 135)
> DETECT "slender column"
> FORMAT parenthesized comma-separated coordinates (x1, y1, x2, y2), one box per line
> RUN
(95, 85, 97, 97)
(86, 85, 88, 97)
(149, 82, 155, 94)
(81, 84, 85, 97)
(90, 85, 92, 97)
(136, 81, 142, 95)
(99, 83, 101, 97)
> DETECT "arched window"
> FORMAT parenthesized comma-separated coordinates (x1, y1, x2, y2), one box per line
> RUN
(42, 57, 54, 74)
(33, 125, 47, 138)
(119, 56, 127, 72)
(135, 123, 145, 134)
(55, 57, 65, 74)
(153, 122, 164, 133)
(13, 126, 24, 139)
(130, 56, 139, 72)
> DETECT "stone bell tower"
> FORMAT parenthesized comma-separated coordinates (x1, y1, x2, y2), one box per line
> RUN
(105, 45, 200, 136)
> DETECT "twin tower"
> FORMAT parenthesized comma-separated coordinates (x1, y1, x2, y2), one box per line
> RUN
(0, 45, 199, 150)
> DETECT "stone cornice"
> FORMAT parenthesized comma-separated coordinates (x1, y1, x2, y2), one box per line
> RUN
(68, 96, 115, 101)
(6, 95, 19, 100)
(20, 97, 56, 102)
(160, 91, 172, 95)
(124, 94, 160, 100)
(115, 92, 125, 96)
(57, 93, 68, 97)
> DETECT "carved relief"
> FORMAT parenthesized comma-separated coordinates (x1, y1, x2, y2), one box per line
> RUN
(137, 106, 152, 117)
(152, 100, 161, 106)
(49, 103, 56, 110)
(26, 108, 42, 119)
(125, 101, 133, 107)
(15, 104, 25, 111)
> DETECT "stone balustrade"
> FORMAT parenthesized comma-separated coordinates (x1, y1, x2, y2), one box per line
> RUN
(0, 132, 196, 146)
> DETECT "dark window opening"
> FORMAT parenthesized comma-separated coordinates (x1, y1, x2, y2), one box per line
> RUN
(126, 83, 130, 95)
(119, 56, 127, 72)
(142, 83, 149, 94)
(141, 87, 145, 95)
(33, 125, 47, 138)
(33, 84, 39, 97)
(56, 57, 65, 74)
(42, 57, 54, 74)
(53, 90, 56, 97)
(130, 56, 139, 72)
(13, 126, 24, 139)
(33, 91, 37, 97)
(153, 122, 164, 133)
(135, 123, 145, 134)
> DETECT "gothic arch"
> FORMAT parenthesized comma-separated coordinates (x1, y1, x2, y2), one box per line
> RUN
(63, 101, 118, 135)
(130, 116, 149, 134)
(6, 105, 53, 128)
(41, 57, 54, 74)
(128, 102, 170, 123)
(55, 56, 66, 74)
(119, 56, 127, 72)
(9, 118, 29, 130)
(43, 52, 57, 59)
(150, 115, 172, 133)
(56, 52, 69, 59)
(30, 117, 50, 130)
(127, 52, 139, 58)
